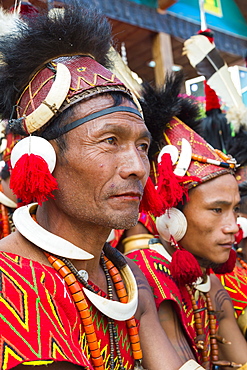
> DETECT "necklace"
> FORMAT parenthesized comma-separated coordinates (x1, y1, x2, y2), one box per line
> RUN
(186, 284, 212, 368)
(186, 284, 235, 369)
(26, 210, 143, 368)
(0, 189, 17, 209)
(1, 202, 11, 237)
(237, 256, 247, 270)
(45, 250, 144, 370)
(13, 203, 94, 260)
(0, 184, 16, 238)
(25, 209, 138, 319)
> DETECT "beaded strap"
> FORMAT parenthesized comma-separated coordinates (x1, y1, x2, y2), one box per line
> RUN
(103, 254, 143, 361)
(45, 251, 143, 370)
(45, 253, 104, 370)
(1, 203, 10, 237)
(237, 257, 247, 270)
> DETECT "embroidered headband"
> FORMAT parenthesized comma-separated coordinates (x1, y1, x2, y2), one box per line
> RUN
(9, 56, 136, 136)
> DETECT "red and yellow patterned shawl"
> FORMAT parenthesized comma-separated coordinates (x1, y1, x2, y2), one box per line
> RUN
(216, 266, 247, 319)
(0, 252, 136, 370)
(127, 248, 214, 365)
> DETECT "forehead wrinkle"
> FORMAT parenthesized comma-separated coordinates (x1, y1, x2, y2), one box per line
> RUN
(95, 121, 151, 140)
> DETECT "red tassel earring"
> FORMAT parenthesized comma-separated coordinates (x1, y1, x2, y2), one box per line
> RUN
(139, 176, 166, 217)
(212, 249, 237, 274)
(10, 136, 58, 205)
(169, 241, 203, 285)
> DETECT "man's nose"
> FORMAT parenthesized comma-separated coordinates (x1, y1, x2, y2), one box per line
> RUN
(118, 148, 149, 180)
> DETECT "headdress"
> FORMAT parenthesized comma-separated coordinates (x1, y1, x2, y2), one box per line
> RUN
(0, 2, 147, 206)
(140, 72, 238, 285)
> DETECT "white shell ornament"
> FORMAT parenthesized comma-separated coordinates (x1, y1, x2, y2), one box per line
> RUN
(83, 264, 138, 320)
(237, 216, 247, 239)
(156, 208, 187, 242)
(157, 145, 179, 165)
(11, 136, 56, 173)
(13, 203, 94, 260)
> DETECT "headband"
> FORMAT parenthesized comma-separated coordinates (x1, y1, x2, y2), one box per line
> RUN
(55, 106, 143, 138)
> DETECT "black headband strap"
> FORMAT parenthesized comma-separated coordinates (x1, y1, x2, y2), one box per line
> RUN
(59, 106, 143, 136)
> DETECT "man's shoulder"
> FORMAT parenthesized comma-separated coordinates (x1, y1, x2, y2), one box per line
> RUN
(127, 247, 172, 276)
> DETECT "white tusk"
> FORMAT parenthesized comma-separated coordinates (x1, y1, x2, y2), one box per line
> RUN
(13, 203, 94, 260)
(0, 191, 17, 208)
(158, 145, 179, 165)
(24, 63, 71, 133)
(83, 264, 138, 320)
(174, 138, 192, 176)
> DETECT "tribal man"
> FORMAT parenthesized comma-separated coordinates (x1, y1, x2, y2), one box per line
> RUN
(0, 3, 189, 370)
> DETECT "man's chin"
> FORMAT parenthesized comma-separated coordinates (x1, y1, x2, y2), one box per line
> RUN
(108, 213, 139, 231)
(195, 255, 225, 270)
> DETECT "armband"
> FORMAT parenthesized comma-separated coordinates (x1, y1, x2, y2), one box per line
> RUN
(122, 234, 154, 254)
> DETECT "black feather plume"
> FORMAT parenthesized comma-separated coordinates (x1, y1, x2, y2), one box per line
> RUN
(140, 71, 203, 157)
(0, 0, 112, 119)
(226, 129, 247, 166)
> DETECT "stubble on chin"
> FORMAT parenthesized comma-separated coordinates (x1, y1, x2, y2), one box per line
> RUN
(194, 255, 222, 271)
(107, 212, 139, 231)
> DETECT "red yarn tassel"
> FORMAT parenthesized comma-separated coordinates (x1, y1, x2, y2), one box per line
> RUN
(10, 153, 58, 206)
(157, 153, 186, 208)
(139, 177, 166, 217)
(170, 247, 203, 285)
(212, 249, 237, 274)
(234, 225, 243, 245)
(157, 153, 201, 209)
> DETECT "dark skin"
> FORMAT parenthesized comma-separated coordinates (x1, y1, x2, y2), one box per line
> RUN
(0, 94, 183, 370)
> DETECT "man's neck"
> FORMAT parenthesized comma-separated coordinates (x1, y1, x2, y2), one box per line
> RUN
(35, 201, 111, 278)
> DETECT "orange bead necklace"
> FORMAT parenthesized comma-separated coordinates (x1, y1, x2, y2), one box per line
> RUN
(1, 202, 11, 237)
(0, 184, 13, 238)
(237, 256, 247, 270)
(186, 284, 234, 369)
(45, 246, 144, 370)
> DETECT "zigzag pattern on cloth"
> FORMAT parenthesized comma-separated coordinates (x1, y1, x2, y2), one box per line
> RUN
(0, 252, 135, 370)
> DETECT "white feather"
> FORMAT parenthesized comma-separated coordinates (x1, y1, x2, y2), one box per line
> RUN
(183, 34, 247, 132)
(183, 35, 214, 67)
(0, 7, 19, 36)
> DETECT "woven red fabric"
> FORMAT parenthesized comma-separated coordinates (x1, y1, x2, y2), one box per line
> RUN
(163, 117, 231, 188)
(17, 57, 127, 120)
(0, 252, 136, 370)
(128, 248, 215, 365)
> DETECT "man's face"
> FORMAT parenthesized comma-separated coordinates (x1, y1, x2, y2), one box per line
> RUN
(180, 174, 240, 266)
(52, 94, 151, 230)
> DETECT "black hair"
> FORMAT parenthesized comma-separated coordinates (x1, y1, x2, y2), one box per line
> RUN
(0, 163, 10, 180)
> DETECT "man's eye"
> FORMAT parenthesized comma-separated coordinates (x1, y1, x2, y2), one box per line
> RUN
(212, 208, 222, 214)
(137, 143, 149, 153)
(234, 206, 240, 214)
(104, 137, 116, 145)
